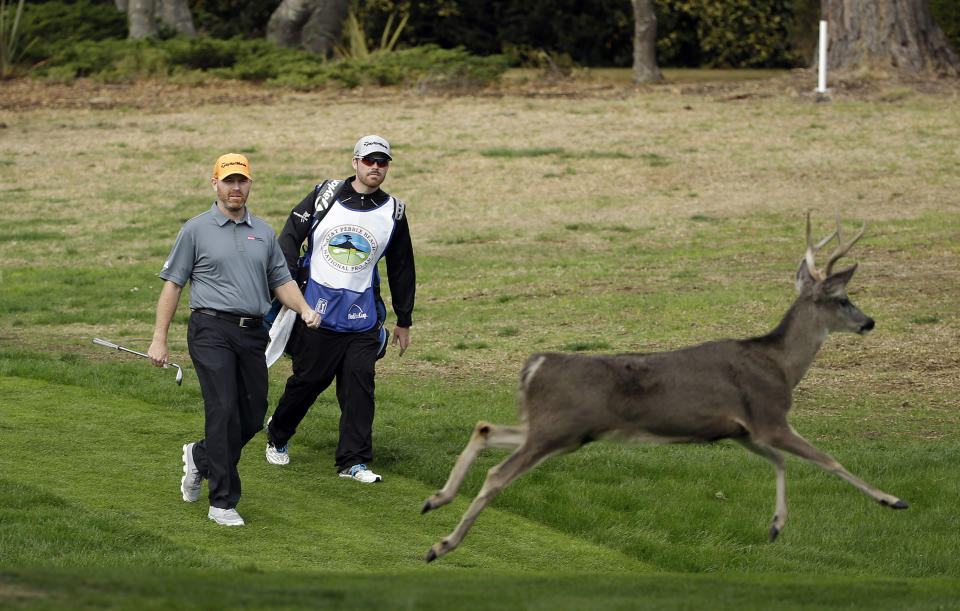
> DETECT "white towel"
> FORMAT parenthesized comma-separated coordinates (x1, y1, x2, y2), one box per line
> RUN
(265, 305, 296, 367)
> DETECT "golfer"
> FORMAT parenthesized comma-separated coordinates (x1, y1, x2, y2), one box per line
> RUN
(148, 153, 322, 526)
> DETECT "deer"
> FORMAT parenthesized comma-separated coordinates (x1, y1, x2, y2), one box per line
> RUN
(421, 212, 908, 563)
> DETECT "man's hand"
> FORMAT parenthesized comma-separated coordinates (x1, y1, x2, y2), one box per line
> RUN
(148, 339, 170, 369)
(273, 280, 321, 329)
(392, 326, 410, 356)
(301, 308, 322, 328)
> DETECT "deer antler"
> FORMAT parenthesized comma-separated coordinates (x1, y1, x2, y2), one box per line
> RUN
(823, 210, 866, 278)
(804, 210, 838, 281)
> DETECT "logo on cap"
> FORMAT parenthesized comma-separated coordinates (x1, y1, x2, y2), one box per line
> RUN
(213, 153, 252, 179)
(353, 135, 391, 160)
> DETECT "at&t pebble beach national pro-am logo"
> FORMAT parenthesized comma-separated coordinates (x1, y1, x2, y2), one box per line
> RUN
(321, 225, 378, 273)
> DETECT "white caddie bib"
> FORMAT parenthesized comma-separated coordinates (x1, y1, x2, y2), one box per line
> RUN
(302, 198, 398, 333)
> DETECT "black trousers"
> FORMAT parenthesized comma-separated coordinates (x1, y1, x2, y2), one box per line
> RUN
(269, 318, 379, 472)
(187, 311, 269, 509)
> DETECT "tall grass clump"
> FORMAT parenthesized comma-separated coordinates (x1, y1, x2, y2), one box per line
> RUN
(336, 5, 409, 58)
(0, 0, 31, 78)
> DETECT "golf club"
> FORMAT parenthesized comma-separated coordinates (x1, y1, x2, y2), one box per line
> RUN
(92, 337, 183, 385)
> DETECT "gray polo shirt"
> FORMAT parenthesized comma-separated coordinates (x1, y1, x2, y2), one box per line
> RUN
(159, 203, 292, 317)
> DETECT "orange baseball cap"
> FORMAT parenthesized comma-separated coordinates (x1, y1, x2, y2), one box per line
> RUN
(213, 153, 252, 179)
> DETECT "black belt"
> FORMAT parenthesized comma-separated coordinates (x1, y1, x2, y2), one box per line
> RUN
(193, 308, 263, 328)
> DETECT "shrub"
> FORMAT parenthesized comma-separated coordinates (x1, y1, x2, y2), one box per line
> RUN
(653, 0, 702, 67)
(265, 45, 509, 91)
(656, 0, 805, 68)
(930, 0, 960, 55)
(30, 34, 509, 90)
(191, 0, 281, 39)
(374, 0, 816, 69)
(378, 0, 634, 68)
(163, 36, 242, 70)
(18, 0, 125, 64)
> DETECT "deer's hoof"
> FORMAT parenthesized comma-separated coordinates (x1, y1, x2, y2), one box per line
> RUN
(421, 500, 433, 515)
(884, 499, 909, 509)
(425, 548, 438, 563)
(769, 525, 780, 542)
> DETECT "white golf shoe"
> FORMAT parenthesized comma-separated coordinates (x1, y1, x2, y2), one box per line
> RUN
(338, 464, 382, 483)
(265, 416, 290, 465)
(265, 442, 289, 465)
(181, 442, 203, 502)
(208, 507, 245, 526)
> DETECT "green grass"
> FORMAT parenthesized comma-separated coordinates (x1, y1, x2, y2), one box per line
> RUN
(1, 354, 958, 607)
(2, 79, 959, 608)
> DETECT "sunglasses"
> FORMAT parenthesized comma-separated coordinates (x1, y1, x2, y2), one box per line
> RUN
(360, 157, 390, 168)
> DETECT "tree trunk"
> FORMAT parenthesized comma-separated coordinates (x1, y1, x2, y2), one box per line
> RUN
(125, 0, 194, 39)
(159, 0, 196, 37)
(632, 0, 662, 83)
(301, 0, 350, 56)
(128, 0, 157, 40)
(267, 0, 315, 49)
(268, 0, 349, 57)
(821, 0, 959, 76)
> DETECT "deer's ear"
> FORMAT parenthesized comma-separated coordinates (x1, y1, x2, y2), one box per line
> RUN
(795, 258, 816, 294)
(822, 262, 858, 296)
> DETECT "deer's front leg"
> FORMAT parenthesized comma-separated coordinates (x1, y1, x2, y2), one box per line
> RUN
(425, 440, 547, 563)
(422, 422, 526, 514)
(767, 428, 908, 510)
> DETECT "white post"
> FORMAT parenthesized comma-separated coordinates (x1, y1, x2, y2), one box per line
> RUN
(815, 20, 829, 93)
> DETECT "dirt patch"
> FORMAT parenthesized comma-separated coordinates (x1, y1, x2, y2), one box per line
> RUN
(0, 77, 318, 112)
(2, 68, 958, 113)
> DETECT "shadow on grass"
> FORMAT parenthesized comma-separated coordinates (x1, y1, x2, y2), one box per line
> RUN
(2, 567, 958, 610)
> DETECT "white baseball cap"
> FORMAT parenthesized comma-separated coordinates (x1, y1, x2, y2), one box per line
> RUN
(353, 135, 392, 160)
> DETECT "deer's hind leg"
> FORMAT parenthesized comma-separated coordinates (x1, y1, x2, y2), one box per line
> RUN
(422, 421, 527, 514)
(424, 438, 560, 563)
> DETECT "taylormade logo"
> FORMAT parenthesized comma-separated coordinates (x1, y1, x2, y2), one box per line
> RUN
(314, 180, 343, 216)
(320, 180, 340, 202)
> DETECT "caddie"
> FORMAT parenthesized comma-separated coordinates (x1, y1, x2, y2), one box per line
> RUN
(264, 135, 416, 483)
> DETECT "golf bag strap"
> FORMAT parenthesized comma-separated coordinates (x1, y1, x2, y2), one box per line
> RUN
(312, 179, 346, 221)
(300, 179, 347, 270)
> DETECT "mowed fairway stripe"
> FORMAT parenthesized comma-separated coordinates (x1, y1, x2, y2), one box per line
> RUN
(0, 377, 649, 573)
